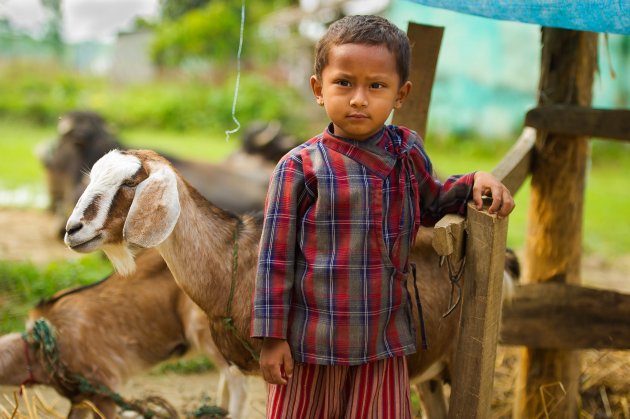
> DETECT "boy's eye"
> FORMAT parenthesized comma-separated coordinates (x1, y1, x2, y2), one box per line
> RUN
(370, 82, 384, 89)
(336, 80, 351, 87)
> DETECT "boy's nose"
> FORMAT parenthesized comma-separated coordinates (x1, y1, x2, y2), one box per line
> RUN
(350, 90, 368, 108)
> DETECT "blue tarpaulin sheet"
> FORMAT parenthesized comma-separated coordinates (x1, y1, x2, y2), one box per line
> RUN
(405, 0, 630, 34)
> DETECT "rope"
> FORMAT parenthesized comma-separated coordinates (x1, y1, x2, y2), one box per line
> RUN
(224, 0, 246, 142)
(22, 319, 184, 418)
(221, 228, 260, 362)
(439, 255, 466, 318)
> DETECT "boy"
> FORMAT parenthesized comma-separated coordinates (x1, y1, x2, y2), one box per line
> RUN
(251, 14, 514, 418)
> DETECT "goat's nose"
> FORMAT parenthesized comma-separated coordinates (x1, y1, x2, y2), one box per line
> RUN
(66, 221, 83, 235)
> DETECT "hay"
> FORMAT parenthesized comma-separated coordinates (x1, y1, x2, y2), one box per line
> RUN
(0, 386, 67, 418)
(0, 386, 198, 419)
(491, 347, 630, 418)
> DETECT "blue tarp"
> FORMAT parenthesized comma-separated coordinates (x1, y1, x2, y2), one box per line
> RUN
(405, 0, 630, 35)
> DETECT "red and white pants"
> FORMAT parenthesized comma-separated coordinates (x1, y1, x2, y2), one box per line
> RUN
(266, 356, 412, 419)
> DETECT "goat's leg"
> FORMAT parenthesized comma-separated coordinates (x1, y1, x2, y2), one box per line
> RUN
(417, 379, 448, 419)
(225, 366, 247, 419)
(216, 367, 229, 410)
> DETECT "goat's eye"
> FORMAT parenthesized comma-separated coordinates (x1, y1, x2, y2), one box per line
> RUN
(122, 179, 136, 188)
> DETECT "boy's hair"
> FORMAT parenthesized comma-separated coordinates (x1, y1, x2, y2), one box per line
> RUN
(314, 15, 411, 85)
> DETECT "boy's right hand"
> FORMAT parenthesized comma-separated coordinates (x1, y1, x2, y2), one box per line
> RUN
(260, 337, 294, 385)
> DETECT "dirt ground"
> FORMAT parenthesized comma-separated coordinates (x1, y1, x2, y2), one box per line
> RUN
(1, 207, 630, 418)
(0, 372, 268, 418)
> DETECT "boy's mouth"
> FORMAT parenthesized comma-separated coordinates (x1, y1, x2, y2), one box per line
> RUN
(347, 113, 369, 119)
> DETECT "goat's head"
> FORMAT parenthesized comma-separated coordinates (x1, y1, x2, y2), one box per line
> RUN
(64, 149, 181, 275)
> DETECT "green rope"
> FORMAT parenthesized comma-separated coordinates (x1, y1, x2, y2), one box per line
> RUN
(23, 319, 181, 418)
(226, 229, 239, 317)
(221, 228, 260, 362)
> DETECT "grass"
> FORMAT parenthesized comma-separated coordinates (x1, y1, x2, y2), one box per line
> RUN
(0, 117, 239, 192)
(0, 118, 50, 190)
(425, 136, 630, 257)
(0, 253, 113, 333)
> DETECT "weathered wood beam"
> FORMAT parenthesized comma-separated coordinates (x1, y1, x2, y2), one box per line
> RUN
(491, 127, 536, 195)
(526, 105, 630, 142)
(501, 283, 630, 349)
(448, 202, 508, 419)
(517, 27, 598, 419)
(392, 23, 444, 139)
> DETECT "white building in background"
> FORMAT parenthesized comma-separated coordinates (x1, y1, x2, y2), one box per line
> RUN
(109, 28, 156, 84)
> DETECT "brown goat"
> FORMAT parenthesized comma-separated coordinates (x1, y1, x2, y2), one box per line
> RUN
(0, 249, 247, 419)
(63, 149, 516, 418)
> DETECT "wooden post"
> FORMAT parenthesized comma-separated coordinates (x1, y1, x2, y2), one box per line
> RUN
(392, 22, 444, 139)
(448, 203, 508, 418)
(515, 28, 598, 418)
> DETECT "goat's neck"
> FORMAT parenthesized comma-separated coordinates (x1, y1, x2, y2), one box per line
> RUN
(0, 333, 50, 386)
(156, 180, 245, 317)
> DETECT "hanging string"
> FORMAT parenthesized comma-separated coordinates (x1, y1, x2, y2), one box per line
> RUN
(225, 0, 245, 142)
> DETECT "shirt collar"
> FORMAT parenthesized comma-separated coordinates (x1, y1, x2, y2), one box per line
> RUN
(321, 123, 417, 179)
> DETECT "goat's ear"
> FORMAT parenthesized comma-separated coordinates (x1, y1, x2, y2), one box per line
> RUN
(124, 166, 180, 248)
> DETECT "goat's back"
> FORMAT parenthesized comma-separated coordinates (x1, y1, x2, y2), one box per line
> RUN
(29, 249, 191, 388)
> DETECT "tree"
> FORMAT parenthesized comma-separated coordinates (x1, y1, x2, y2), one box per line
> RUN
(160, 0, 212, 21)
(40, 0, 64, 58)
(151, 1, 291, 68)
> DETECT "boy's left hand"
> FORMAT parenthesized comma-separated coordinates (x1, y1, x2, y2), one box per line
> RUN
(472, 171, 515, 218)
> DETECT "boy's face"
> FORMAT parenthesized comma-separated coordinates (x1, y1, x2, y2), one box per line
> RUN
(311, 43, 411, 141)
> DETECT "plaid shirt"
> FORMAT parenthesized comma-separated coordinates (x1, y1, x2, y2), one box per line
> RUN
(251, 124, 474, 365)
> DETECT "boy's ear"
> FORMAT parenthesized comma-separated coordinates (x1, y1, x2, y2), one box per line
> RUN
(394, 81, 413, 109)
(310, 75, 324, 106)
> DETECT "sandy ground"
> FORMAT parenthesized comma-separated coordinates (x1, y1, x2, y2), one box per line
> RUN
(1, 207, 630, 418)
(0, 371, 268, 418)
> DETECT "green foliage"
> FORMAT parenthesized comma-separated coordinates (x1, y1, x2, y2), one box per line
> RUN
(0, 61, 310, 135)
(160, 0, 211, 21)
(97, 72, 307, 133)
(152, 354, 215, 375)
(0, 254, 112, 334)
(40, 0, 64, 58)
(151, 0, 293, 67)
(152, 1, 248, 67)
(0, 61, 102, 125)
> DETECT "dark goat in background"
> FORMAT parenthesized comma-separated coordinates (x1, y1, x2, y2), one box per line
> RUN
(37, 110, 296, 238)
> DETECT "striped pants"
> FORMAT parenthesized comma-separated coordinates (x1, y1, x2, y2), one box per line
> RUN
(266, 356, 412, 419)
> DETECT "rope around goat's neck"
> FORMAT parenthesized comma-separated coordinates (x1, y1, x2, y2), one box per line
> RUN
(222, 226, 260, 362)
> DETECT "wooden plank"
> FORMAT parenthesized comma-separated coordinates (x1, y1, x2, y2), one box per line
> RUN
(526, 105, 630, 142)
(392, 23, 444, 139)
(491, 127, 536, 195)
(448, 202, 508, 419)
(500, 283, 630, 349)
(431, 214, 465, 259)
